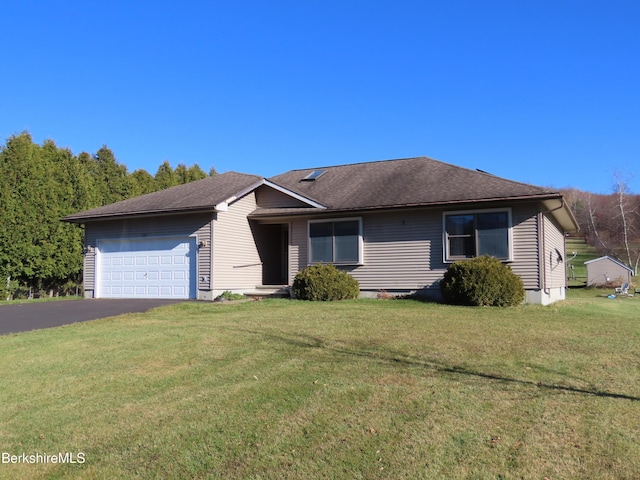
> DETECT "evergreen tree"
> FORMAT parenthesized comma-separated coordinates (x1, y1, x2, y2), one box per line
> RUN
(91, 146, 131, 205)
(155, 160, 177, 189)
(175, 163, 207, 184)
(0, 133, 42, 291)
(130, 169, 158, 196)
(186, 164, 207, 182)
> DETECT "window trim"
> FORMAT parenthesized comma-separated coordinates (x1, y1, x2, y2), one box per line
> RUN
(307, 217, 364, 266)
(443, 208, 513, 262)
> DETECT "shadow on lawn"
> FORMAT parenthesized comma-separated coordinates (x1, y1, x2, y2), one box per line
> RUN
(233, 328, 640, 402)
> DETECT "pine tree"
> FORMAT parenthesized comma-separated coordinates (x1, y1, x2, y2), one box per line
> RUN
(155, 160, 177, 189)
(130, 169, 158, 196)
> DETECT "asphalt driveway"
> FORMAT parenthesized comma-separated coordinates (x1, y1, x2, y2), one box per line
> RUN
(0, 299, 185, 335)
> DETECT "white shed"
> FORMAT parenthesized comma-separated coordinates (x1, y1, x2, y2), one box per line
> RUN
(584, 256, 634, 286)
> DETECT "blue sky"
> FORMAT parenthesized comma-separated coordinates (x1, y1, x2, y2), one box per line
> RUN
(2, 1, 638, 193)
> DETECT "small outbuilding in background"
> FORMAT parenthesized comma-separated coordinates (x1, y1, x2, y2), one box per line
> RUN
(584, 256, 634, 287)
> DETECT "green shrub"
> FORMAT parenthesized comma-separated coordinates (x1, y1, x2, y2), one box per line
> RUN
(215, 290, 245, 301)
(440, 255, 525, 307)
(292, 264, 360, 301)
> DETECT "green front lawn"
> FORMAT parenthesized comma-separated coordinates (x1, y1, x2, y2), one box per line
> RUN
(1, 292, 639, 479)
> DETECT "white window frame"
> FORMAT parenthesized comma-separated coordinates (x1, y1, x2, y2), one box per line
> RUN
(443, 208, 514, 262)
(307, 217, 364, 265)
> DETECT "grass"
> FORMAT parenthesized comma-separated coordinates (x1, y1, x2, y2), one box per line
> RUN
(1, 292, 639, 479)
(0, 295, 83, 306)
(566, 237, 600, 287)
(566, 237, 638, 289)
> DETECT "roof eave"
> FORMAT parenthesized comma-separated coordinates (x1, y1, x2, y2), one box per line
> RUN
(541, 198, 580, 233)
(62, 205, 220, 224)
(249, 194, 568, 219)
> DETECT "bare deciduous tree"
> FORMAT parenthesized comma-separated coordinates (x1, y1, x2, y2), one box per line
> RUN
(612, 172, 639, 274)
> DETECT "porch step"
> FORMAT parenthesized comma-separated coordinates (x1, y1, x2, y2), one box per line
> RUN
(244, 285, 290, 298)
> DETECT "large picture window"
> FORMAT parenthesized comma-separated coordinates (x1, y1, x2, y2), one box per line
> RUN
(309, 219, 362, 264)
(444, 210, 511, 261)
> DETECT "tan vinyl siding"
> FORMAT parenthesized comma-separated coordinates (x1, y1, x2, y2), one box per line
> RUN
(212, 192, 262, 289)
(255, 185, 310, 208)
(289, 218, 307, 283)
(355, 211, 444, 290)
(84, 248, 96, 292)
(586, 260, 612, 286)
(289, 210, 444, 292)
(288, 203, 546, 295)
(83, 213, 213, 292)
(586, 257, 632, 286)
(542, 213, 567, 289)
(510, 205, 541, 289)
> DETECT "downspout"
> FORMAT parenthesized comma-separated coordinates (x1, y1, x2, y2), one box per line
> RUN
(539, 212, 548, 296)
(542, 198, 566, 217)
(210, 214, 215, 293)
(540, 197, 567, 295)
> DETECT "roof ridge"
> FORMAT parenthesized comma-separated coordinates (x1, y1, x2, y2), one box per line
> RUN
(272, 156, 557, 193)
(274, 156, 435, 173)
(218, 170, 263, 177)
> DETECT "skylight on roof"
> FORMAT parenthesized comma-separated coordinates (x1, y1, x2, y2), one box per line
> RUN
(301, 169, 326, 181)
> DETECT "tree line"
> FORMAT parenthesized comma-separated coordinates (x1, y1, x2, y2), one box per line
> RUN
(1, 132, 214, 299)
(562, 181, 640, 274)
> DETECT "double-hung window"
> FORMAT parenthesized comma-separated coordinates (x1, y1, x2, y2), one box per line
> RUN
(444, 210, 512, 261)
(309, 218, 362, 264)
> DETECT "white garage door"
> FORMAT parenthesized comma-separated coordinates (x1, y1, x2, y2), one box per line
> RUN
(97, 236, 197, 299)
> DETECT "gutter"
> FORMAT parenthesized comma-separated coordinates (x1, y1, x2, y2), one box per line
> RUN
(541, 197, 580, 233)
(62, 206, 220, 224)
(249, 194, 566, 220)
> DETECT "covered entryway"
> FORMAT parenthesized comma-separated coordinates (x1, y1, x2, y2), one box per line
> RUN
(97, 236, 197, 299)
(253, 223, 289, 285)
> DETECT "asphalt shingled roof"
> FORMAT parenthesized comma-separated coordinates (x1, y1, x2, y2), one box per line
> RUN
(268, 157, 560, 211)
(64, 171, 263, 222)
(64, 157, 563, 222)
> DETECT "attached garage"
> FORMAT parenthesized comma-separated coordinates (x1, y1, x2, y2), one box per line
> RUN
(97, 236, 197, 299)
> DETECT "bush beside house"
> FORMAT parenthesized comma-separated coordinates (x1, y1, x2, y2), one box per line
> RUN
(440, 256, 525, 307)
(292, 264, 360, 301)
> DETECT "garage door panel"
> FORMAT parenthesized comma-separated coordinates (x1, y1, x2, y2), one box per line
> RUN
(98, 237, 196, 299)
